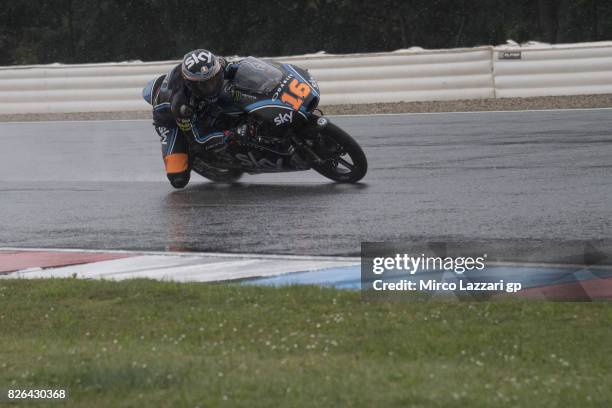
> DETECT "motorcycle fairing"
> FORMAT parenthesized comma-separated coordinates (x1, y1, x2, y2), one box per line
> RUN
(230, 57, 320, 115)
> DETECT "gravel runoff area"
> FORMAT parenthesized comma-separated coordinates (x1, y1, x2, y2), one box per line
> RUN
(1, 94, 612, 122)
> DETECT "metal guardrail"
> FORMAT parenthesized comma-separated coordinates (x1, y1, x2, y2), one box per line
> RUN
(0, 41, 610, 114)
(493, 42, 612, 98)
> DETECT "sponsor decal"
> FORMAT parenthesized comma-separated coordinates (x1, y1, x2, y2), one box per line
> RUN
(273, 111, 293, 126)
(308, 75, 319, 89)
(157, 126, 170, 144)
(316, 117, 328, 127)
(231, 88, 257, 103)
(177, 118, 192, 132)
(272, 75, 294, 100)
(185, 51, 213, 68)
(235, 152, 283, 170)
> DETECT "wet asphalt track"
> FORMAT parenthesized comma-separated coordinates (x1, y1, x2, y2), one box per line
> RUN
(0, 109, 611, 256)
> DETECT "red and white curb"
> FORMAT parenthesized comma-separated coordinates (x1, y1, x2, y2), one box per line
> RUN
(0, 248, 358, 282)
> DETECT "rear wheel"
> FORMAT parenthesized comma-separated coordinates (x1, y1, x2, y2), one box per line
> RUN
(312, 123, 367, 183)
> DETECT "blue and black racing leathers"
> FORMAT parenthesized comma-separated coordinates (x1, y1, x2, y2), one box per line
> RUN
(142, 58, 241, 188)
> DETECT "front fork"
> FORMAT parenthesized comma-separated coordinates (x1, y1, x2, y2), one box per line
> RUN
(289, 115, 330, 166)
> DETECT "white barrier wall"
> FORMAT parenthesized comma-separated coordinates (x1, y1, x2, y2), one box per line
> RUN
(284, 48, 494, 105)
(0, 61, 177, 114)
(493, 41, 612, 98)
(0, 48, 494, 114)
(0, 41, 610, 114)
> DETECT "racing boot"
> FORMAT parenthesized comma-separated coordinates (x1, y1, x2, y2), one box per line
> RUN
(168, 170, 190, 189)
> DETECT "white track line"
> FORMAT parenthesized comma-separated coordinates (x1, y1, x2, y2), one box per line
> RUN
(2, 247, 610, 270)
(0, 247, 360, 262)
(331, 107, 612, 117)
(1, 107, 611, 125)
(0, 249, 359, 282)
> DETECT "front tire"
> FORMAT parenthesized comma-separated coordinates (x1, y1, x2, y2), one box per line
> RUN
(312, 123, 368, 183)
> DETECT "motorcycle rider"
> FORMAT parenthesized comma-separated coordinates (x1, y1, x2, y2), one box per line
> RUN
(142, 49, 247, 188)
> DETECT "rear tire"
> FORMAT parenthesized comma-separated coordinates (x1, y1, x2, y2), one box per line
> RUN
(312, 123, 367, 183)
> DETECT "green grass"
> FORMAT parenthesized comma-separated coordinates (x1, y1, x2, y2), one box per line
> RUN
(0, 279, 610, 407)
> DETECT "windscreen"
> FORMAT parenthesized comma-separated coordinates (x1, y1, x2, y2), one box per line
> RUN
(233, 57, 284, 95)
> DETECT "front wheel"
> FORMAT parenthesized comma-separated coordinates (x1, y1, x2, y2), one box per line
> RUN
(312, 123, 368, 183)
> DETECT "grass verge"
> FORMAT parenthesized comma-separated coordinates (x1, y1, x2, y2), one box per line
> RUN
(0, 279, 610, 407)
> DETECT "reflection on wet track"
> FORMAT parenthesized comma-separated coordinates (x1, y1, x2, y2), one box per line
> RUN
(1, 109, 611, 255)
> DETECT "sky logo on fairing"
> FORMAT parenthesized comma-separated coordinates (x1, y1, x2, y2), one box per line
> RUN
(274, 111, 293, 126)
(236, 152, 283, 170)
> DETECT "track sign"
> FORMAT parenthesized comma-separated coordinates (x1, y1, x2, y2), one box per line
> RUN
(499, 51, 522, 60)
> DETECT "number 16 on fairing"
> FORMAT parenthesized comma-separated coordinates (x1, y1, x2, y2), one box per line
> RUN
(280, 79, 311, 110)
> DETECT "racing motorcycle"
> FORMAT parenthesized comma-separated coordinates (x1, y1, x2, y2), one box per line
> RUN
(165, 57, 367, 183)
